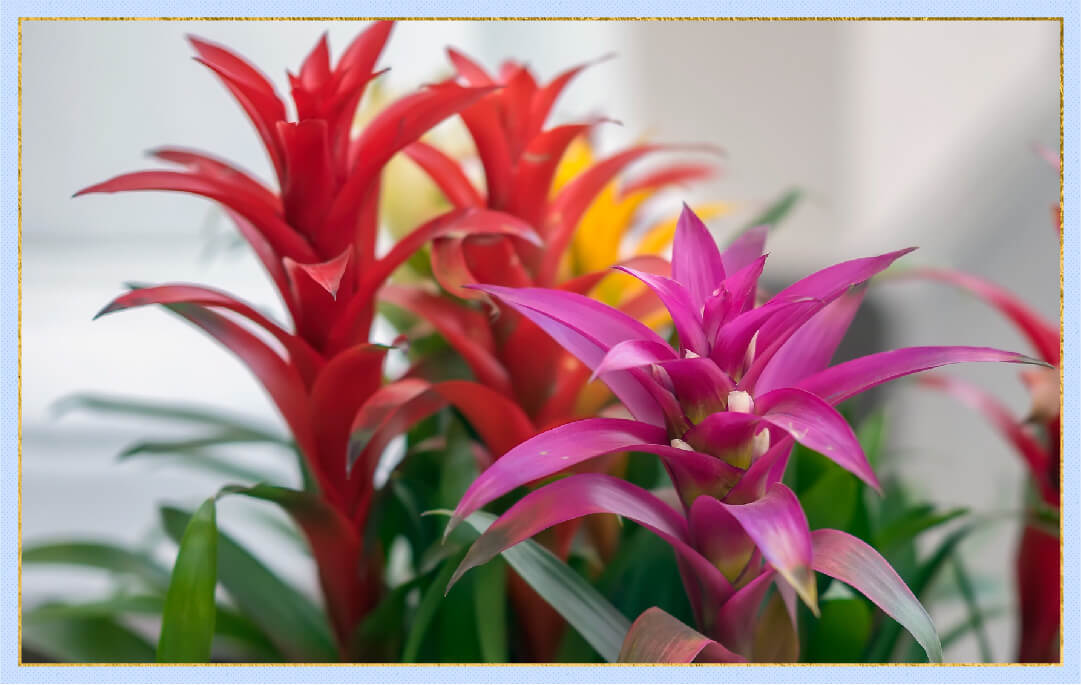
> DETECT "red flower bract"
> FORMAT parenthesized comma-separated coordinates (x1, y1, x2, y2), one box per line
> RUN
(77, 22, 546, 654)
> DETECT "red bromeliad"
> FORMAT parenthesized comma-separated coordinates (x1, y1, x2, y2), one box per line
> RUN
(352, 51, 718, 659)
(376, 47, 718, 432)
(444, 206, 1044, 662)
(76, 23, 549, 653)
(906, 154, 1061, 662)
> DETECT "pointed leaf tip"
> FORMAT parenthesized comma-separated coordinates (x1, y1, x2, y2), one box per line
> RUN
(284, 248, 352, 300)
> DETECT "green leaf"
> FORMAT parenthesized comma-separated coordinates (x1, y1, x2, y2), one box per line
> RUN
(865, 520, 983, 661)
(856, 409, 888, 469)
(25, 595, 166, 620)
(875, 507, 968, 552)
(157, 497, 217, 663)
(54, 393, 285, 440)
(741, 188, 801, 230)
(24, 595, 280, 661)
(447, 510, 631, 663)
(934, 606, 1007, 656)
(472, 556, 508, 662)
(801, 468, 859, 531)
(119, 435, 287, 485)
(950, 554, 993, 662)
(23, 541, 171, 591)
(402, 548, 465, 662)
(160, 505, 337, 662)
(806, 598, 872, 662)
(596, 526, 695, 628)
(22, 612, 155, 663)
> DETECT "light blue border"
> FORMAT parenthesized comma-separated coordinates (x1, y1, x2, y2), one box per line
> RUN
(1, 1, 1077, 683)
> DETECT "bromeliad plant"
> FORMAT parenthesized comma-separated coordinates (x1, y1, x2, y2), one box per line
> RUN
(25, 20, 1048, 667)
(74, 22, 549, 655)
(445, 206, 1043, 662)
(364, 47, 726, 661)
(903, 151, 1061, 662)
(378, 47, 722, 432)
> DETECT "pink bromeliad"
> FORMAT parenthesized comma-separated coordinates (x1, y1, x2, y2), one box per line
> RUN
(444, 205, 1043, 662)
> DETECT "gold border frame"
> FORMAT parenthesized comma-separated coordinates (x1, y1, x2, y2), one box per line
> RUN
(12, 14, 1068, 665)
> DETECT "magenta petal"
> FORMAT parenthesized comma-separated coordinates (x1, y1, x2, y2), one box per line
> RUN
(449, 474, 730, 600)
(619, 607, 745, 663)
(473, 284, 667, 424)
(755, 387, 880, 492)
(592, 339, 678, 379)
(688, 496, 754, 583)
(717, 483, 818, 613)
(753, 285, 866, 395)
(710, 298, 820, 378)
(720, 225, 768, 275)
(713, 569, 776, 656)
(743, 249, 915, 382)
(724, 435, 795, 505)
(656, 357, 734, 422)
(449, 418, 665, 534)
(794, 346, 1045, 407)
(682, 411, 760, 468)
(812, 529, 942, 662)
(672, 204, 726, 309)
(642, 443, 746, 509)
(703, 254, 768, 340)
(772, 248, 915, 303)
(615, 266, 709, 354)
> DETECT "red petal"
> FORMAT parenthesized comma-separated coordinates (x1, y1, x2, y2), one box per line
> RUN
(277, 120, 336, 247)
(284, 248, 355, 350)
(336, 21, 394, 87)
(619, 607, 745, 663)
(509, 122, 595, 226)
(458, 94, 516, 210)
(527, 54, 614, 138)
(188, 37, 287, 180)
(308, 344, 388, 483)
(140, 302, 323, 495)
(221, 210, 299, 326)
(402, 141, 483, 208)
(317, 82, 497, 254)
(447, 47, 494, 85)
(360, 208, 539, 299)
(347, 379, 536, 502)
(284, 247, 353, 300)
(96, 283, 324, 386)
(380, 284, 513, 396)
(1016, 524, 1060, 662)
(298, 33, 331, 91)
(918, 374, 1053, 500)
(75, 170, 317, 263)
(907, 268, 1059, 365)
(149, 147, 280, 211)
(619, 162, 716, 198)
(538, 145, 668, 284)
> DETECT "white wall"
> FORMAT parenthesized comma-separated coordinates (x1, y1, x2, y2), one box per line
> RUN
(20, 19, 1060, 662)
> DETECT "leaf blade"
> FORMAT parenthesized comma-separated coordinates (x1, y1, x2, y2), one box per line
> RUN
(157, 498, 218, 663)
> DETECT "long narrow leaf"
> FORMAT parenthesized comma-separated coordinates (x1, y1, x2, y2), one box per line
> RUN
(160, 506, 337, 661)
(447, 510, 631, 663)
(401, 549, 465, 662)
(157, 498, 217, 663)
(22, 613, 155, 663)
(23, 542, 170, 591)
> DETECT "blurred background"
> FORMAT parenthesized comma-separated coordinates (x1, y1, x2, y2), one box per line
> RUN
(21, 19, 1060, 661)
